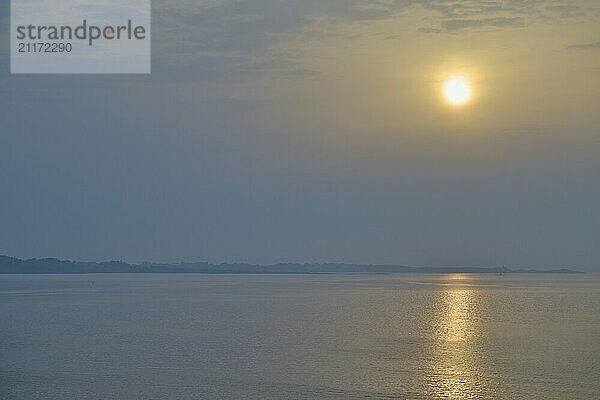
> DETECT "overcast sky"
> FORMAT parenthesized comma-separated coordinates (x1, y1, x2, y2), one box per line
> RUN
(1, 1, 599, 270)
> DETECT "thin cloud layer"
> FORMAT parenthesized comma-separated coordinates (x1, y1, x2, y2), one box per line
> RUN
(567, 41, 600, 51)
(146, 0, 600, 78)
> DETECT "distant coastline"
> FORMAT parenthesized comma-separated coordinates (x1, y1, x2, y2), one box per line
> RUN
(0, 255, 583, 275)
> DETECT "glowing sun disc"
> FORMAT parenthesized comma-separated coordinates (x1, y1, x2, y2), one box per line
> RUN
(444, 78, 471, 105)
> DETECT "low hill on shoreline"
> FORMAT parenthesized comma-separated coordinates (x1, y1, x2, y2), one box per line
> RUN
(0, 255, 582, 274)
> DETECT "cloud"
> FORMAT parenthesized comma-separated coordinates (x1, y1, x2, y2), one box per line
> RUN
(417, 27, 442, 34)
(415, 0, 599, 33)
(441, 17, 523, 32)
(3, 0, 597, 79)
(416, 0, 506, 18)
(500, 124, 561, 136)
(145, 0, 600, 79)
(545, 4, 584, 18)
(566, 42, 600, 51)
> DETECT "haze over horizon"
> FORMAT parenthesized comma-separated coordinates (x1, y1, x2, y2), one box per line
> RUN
(1, 1, 599, 271)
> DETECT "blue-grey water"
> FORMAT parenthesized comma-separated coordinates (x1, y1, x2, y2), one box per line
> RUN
(1, 274, 598, 399)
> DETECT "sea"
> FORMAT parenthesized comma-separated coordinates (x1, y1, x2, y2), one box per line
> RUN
(1, 273, 598, 399)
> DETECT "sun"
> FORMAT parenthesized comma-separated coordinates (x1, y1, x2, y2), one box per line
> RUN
(444, 77, 471, 106)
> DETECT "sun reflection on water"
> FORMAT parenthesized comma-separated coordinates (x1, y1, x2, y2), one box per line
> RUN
(428, 275, 487, 399)
(440, 287, 475, 342)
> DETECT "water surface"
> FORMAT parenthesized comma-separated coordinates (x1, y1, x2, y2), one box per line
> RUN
(1, 274, 598, 399)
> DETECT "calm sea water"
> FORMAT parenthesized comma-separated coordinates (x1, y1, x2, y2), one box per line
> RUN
(1, 274, 598, 399)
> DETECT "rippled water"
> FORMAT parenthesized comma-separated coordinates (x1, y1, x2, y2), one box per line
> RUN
(1, 274, 598, 399)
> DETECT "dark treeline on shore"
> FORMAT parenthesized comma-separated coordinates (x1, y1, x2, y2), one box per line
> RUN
(0, 255, 582, 275)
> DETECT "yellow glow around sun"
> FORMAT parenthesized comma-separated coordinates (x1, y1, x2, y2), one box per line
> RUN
(444, 77, 471, 105)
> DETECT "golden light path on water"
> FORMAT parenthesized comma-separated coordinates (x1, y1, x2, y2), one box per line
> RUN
(428, 275, 488, 399)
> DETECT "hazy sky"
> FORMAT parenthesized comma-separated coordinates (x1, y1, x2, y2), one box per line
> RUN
(1, 1, 599, 270)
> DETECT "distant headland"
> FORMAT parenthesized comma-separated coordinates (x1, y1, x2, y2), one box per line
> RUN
(0, 255, 583, 275)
